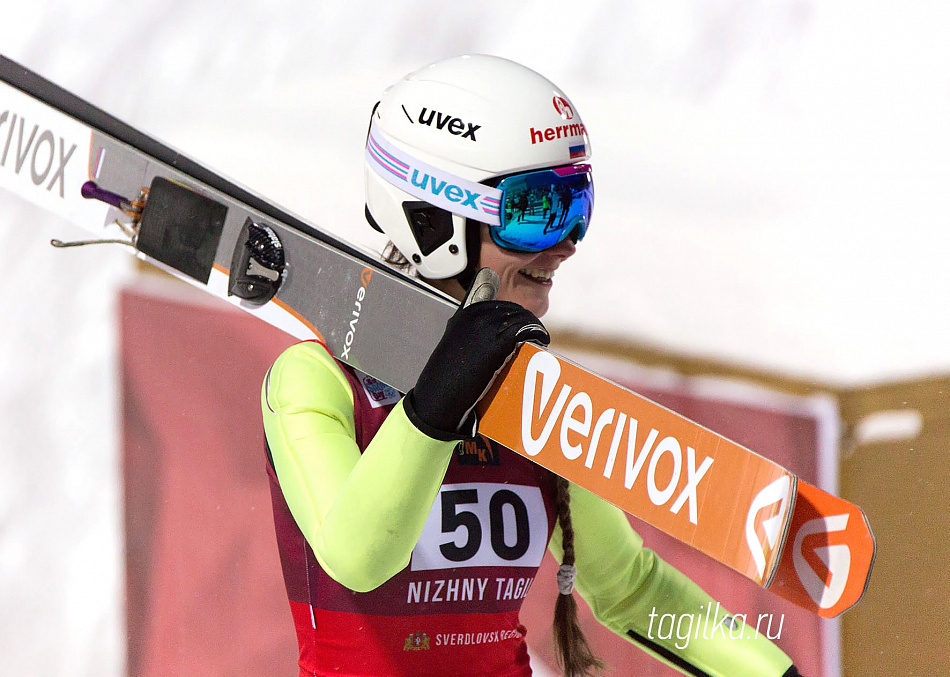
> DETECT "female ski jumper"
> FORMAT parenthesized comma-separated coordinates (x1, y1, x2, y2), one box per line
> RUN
(262, 341, 798, 677)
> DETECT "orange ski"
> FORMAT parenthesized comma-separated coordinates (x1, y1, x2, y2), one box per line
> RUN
(767, 479, 876, 617)
(478, 343, 875, 614)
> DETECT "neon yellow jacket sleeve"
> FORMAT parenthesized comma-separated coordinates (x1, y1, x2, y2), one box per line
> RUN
(548, 484, 795, 677)
(262, 341, 456, 593)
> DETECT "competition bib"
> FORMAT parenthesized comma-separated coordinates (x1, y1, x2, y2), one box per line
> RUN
(411, 483, 548, 571)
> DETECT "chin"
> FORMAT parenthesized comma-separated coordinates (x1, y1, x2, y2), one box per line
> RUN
(498, 283, 551, 317)
(520, 296, 550, 318)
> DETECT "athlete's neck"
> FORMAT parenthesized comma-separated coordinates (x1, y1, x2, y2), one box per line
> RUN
(425, 276, 466, 303)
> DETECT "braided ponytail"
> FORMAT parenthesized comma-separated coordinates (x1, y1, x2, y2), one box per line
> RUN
(552, 475, 603, 676)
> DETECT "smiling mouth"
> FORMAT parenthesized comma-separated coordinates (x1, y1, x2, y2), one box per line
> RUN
(519, 268, 554, 284)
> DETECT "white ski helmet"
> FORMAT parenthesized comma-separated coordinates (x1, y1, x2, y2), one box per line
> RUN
(365, 54, 592, 280)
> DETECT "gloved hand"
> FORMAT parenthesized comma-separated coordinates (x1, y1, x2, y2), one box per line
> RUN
(404, 269, 550, 440)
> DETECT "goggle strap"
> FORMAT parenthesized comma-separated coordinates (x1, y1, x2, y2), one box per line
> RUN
(365, 119, 502, 226)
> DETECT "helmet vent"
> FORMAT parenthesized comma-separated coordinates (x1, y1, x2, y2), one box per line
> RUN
(402, 201, 454, 256)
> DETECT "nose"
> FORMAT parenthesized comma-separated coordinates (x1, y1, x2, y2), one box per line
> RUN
(550, 234, 576, 259)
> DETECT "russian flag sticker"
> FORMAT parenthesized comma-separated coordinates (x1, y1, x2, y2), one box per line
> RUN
(569, 144, 586, 159)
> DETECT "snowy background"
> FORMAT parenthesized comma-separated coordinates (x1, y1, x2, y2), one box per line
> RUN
(2, 1, 949, 674)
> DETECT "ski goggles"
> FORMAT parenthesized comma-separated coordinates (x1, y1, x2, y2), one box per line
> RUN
(366, 120, 593, 253)
(486, 164, 593, 253)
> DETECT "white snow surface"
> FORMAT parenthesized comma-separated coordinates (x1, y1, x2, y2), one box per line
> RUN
(2, 1, 949, 674)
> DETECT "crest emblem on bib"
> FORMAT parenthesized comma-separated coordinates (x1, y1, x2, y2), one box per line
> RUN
(403, 632, 430, 651)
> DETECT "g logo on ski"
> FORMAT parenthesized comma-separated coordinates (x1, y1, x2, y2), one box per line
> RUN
(477, 343, 796, 584)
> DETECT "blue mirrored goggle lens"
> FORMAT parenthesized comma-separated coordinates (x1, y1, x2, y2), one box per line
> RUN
(491, 165, 593, 253)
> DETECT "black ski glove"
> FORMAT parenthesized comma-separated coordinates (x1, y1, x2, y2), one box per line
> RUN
(404, 269, 550, 441)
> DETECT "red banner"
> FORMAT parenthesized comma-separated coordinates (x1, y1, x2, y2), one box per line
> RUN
(121, 283, 298, 676)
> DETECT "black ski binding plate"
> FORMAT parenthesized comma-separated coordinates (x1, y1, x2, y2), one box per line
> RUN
(137, 177, 228, 284)
(228, 217, 285, 305)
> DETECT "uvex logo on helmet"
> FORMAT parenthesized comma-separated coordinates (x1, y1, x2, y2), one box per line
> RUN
(365, 122, 502, 222)
(414, 106, 480, 141)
